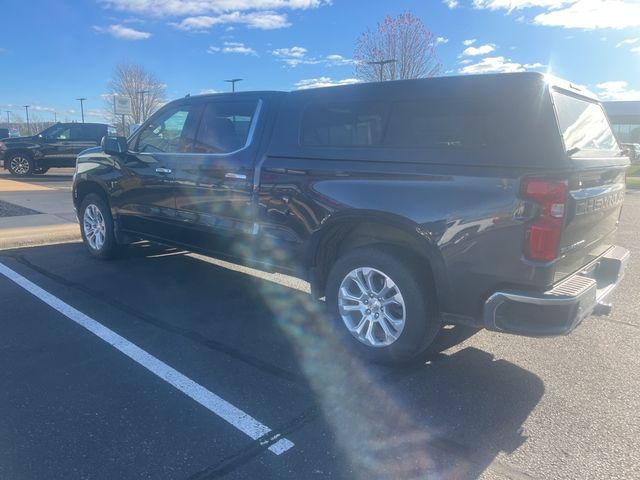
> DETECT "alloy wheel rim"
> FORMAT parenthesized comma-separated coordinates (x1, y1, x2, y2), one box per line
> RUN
(337, 267, 406, 347)
(83, 204, 106, 251)
(10, 156, 30, 175)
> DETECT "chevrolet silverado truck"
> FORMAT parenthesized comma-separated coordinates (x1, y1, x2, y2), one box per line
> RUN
(0, 122, 113, 176)
(71, 72, 630, 363)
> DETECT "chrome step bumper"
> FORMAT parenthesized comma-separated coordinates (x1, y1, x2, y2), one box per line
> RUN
(483, 246, 630, 336)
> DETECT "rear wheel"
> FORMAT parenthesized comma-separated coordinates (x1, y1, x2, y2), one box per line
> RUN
(7, 152, 33, 176)
(80, 194, 118, 260)
(325, 246, 441, 364)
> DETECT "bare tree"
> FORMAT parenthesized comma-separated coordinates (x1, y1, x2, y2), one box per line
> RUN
(106, 63, 166, 134)
(354, 12, 441, 82)
(9, 113, 55, 136)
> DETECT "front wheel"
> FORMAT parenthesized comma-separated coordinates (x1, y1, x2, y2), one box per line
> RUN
(7, 153, 34, 176)
(80, 194, 118, 260)
(325, 246, 441, 364)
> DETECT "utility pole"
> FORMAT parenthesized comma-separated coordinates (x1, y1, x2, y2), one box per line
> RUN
(366, 59, 397, 82)
(23, 105, 30, 135)
(224, 78, 243, 92)
(5, 110, 11, 127)
(76, 97, 87, 123)
(137, 90, 149, 123)
(53, 111, 57, 122)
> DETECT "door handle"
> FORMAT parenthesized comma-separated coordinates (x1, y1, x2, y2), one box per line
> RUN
(155, 167, 173, 174)
(225, 173, 247, 180)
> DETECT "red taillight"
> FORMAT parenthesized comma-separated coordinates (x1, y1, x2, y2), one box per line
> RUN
(523, 179, 567, 261)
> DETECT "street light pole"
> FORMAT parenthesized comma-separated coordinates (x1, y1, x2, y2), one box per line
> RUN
(76, 97, 87, 123)
(23, 105, 30, 135)
(224, 78, 243, 93)
(137, 90, 149, 123)
(5, 110, 11, 127)
(366, 59, 397, 82)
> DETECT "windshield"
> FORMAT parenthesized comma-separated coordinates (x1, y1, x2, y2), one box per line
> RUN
(552, 90, 621, 157)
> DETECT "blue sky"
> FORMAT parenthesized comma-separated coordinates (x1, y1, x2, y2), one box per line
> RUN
(1, 0, 639, 124)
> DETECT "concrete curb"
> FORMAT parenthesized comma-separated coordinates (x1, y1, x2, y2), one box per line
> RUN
(0, 224, 81, 250)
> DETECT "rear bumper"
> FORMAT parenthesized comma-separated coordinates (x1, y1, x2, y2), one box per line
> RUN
(484, 245, 629, 336)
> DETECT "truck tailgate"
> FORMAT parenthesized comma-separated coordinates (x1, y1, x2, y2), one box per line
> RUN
(555, 165, 627, 282)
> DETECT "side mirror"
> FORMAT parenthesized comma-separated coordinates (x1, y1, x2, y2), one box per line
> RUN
(101, 136, 128, 155)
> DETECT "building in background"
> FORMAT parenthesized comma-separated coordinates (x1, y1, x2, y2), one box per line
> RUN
(603, 101, 640, 162)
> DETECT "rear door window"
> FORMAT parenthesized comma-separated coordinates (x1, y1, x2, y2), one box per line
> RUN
(71, 125, 101, 141)
(552, 91, 620, 157)
(193, 100, 258, 154)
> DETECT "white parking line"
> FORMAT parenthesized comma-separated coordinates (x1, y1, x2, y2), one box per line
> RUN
(0, 262, 294, 455)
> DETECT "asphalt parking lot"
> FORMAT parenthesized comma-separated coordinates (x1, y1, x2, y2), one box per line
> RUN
(1, 171, 639, 480)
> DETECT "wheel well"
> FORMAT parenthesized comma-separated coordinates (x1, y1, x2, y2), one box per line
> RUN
(5, 149, 33, 160)
(310, 220, 441, 303)
(74, 181, 109, 210)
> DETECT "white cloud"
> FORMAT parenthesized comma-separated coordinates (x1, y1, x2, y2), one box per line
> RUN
(616, 37, 639, 48)
(436, 36, 449, 44)
(272, 46, 318, 65)
(92, 24, 151, 40)
(200, 88, 222, 94)
(534, 1, 640, 29)
(102, 0, 330, 16)
(473, 1, 572, 12)
(474, 0, 640, 29)
(208, 41, 257, 55)
(172, 11, 290, 30)
(325, 54, 355, 66)
(443, 0, 459, 7)
(30, 105, 56, 113)
(272, 47, 353, 67)
(462, 43, 496, 56)
(460, 56, 543, 74)
(632, 45, 640, 54)
(295, 77, 361, 90)
(596, 81, 640, 101)
(463, 39, 477, 46)
(273, 46, 307, 59)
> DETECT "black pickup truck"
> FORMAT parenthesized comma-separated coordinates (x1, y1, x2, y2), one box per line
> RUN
(72, 72, 630, 363)
(0, 122, 113, 176)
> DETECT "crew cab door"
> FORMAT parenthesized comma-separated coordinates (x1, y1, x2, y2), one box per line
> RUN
(39, 124, 75, 163)
(116, 102, 201, 241)
(172, 97, 263, 260)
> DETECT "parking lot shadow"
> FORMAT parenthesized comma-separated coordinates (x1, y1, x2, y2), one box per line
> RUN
(1, 241, 544, 480)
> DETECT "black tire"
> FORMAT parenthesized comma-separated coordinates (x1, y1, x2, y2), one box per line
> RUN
(7, 152, 34, 176)
(79, 193, 118, 260)
(325, 246, 441, 364)
(34, 167, 50, 174)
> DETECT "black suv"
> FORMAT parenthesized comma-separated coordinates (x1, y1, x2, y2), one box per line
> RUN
(72, 73, 629, 364)
(0, 122, 114, 176)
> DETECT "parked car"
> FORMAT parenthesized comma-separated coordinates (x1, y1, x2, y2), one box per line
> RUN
(0, 128, 9, 139)
(72, 72, 629, 364)
(621, 143, 639, 163)
(0, 122, 115, 176)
